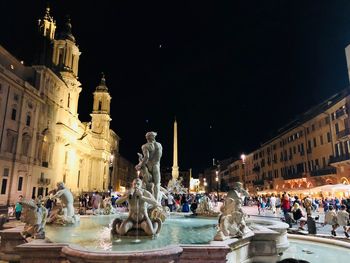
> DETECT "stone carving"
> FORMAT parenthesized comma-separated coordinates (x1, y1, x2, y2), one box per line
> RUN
(196, 195, 220, 217)
(167, 177, 188, 195)
(111, 178, 162, 237)
(46, 182, 79, 225)
(214, 182, 251, 240)
(93, 197, 116, 215)
(135, 131, 163, 204)
(20, 199, 47, 239)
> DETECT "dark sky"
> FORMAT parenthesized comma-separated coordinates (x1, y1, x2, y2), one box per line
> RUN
(1, 1, 350, 175)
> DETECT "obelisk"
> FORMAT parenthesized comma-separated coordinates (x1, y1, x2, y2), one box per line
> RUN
(172, 118, 179, 180)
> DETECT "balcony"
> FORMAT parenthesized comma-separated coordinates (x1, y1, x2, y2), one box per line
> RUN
(310, 167, 337, 177)
(38, 178, 51, 186)
(329, 153, 350, 164)
(335, 108, 347, 119)
(336, 128, 350, 140)
(253, 179, 264, 186)
(282, 172, 304, 180)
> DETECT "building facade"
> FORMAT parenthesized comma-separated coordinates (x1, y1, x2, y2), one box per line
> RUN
(228, 89, 350, 195)
(0, 8, 121, 205)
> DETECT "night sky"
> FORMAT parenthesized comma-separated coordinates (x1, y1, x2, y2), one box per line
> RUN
(1, 1, 350, 175)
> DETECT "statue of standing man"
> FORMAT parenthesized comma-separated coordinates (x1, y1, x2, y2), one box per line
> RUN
(135, 131, 163, 204)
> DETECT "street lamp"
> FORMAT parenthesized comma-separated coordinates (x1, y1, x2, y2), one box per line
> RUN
(240, 154, 246, 189)
(215, 170, 219, 201)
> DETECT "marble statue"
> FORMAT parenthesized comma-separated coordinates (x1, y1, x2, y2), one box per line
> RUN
(111, 178, 162, 237)
(167, 177, 188, 195)
(214, 182, 251, 240)
(47, 182, 79, 225)
(135, 131, 163, 204)
(20, 199, 47, 239)
(196, 195, 220, 217)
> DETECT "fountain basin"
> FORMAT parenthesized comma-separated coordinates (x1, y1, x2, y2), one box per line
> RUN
(1, 214, 290, 263)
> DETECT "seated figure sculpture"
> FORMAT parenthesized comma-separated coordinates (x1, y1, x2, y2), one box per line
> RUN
(111, 178, 162, 237)
(214, 182, 251, 240)
(47, 182, 79, 225)
(20, 198, 47, 239)
(196, 194, 219, 217)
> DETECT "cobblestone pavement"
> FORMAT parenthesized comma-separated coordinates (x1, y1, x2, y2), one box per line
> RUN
(242, 205, 350, 241)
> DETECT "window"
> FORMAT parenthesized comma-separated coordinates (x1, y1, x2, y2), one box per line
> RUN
(38, 187, 44, 197)
(77, 170, 80, 188)
(98, 100, 102, 111)
(313, 138, 317, 147)
(67, 93, 70, 108)
(3, 168, 9, 177)
(1, 178, 7, 194)
(312, 124, 315, 131)
(320, 135, 324, 145)
(26, 115, 31, 126)
(335, 123, 339, 134)
(17, 177, 23, 191)
(325, 116, 330, 124)
(11, 108, 17, 120)
(32, 187, 36, 199)
(322, 157, 326, 168)
(327, 132, 331, 143)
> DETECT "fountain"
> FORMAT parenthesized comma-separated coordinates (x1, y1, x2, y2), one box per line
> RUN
(2, 133, 348, 262)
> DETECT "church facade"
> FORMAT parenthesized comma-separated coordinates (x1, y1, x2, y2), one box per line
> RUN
(0, 8, 119, 205)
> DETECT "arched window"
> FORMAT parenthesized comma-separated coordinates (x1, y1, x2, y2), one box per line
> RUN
(98, 100, 102, 111)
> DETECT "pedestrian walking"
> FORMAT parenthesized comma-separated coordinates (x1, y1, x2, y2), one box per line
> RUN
(337, 205, 350, 238)
(324, 205, 338, 236)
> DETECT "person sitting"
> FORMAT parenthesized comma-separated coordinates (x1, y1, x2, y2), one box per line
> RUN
(291, 202, 306, 230)
(190, 199, 198, 215)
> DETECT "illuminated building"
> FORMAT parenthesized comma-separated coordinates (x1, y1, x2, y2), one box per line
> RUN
(0, 8, 122, 205)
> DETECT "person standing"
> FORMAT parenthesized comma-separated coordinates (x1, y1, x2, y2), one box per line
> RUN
(337, 205, 350, 238)
(167, 193, 175, 212)
(15, 195, 23, 220)
(281, 193, 291, 221)
(324, 205, 338, 236)
(270, 194, 277, 214)
(92, 191, 102, 214)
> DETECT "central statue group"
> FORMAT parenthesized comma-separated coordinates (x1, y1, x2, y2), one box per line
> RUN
(111, 131, 166, 237)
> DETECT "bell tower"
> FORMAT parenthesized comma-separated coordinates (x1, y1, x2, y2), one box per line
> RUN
(52, 16, 81, 78)
(35, 6, 56, 67)
(91, 73, 112, 135)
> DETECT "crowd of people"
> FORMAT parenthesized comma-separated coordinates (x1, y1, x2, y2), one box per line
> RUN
(249, 193, 350, 237)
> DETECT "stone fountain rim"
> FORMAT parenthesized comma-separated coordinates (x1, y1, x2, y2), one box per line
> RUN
(61, 243, 183, 257)
(288, 234, 350, 249)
